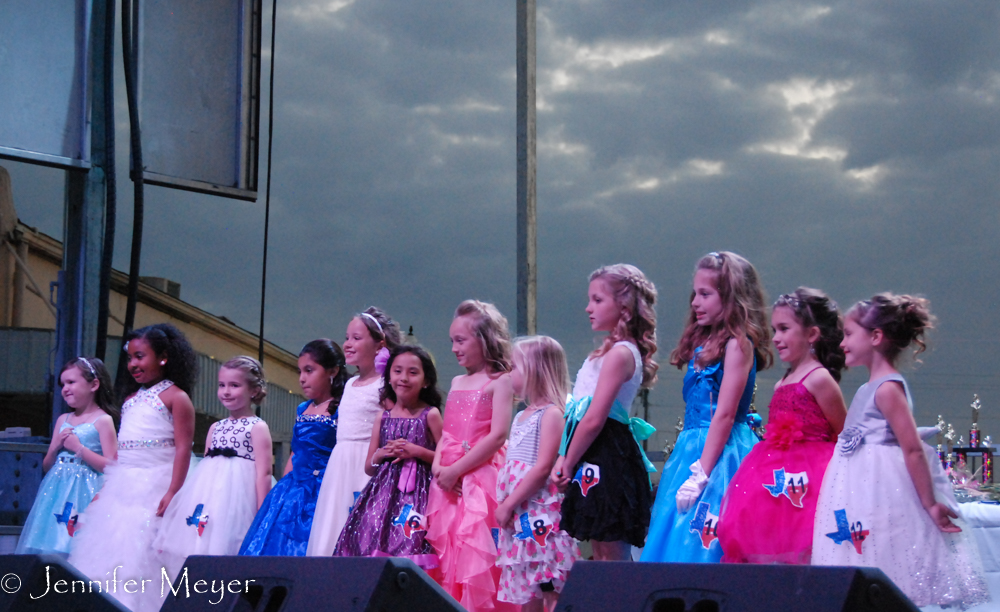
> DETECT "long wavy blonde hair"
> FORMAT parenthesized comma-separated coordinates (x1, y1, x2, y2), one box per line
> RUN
(454, 300, 513, 374)
(589, 264, 659, 388)
(513, 336, 570, 409)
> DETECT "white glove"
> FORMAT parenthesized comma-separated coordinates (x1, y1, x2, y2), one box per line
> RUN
(675, 460, 709, 513)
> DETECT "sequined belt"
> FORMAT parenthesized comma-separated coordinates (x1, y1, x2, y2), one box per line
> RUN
(118, 438, 175, 450)
(57, 455, 84, 464)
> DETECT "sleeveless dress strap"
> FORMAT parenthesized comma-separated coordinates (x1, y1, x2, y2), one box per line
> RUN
(798, 366, 825, 383)
(478, 377, 494, 391)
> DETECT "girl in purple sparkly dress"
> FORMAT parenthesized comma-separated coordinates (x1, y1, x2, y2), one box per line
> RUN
(334, 346, 443, 572)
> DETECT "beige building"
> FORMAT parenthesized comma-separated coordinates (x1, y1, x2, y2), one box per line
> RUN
(0, 165, 303, 467)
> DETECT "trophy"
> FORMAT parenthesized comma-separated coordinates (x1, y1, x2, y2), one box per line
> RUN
(663, 417, 684, 460)
(970, 394, 982, 448)
(944, 424, 956, 469)
(936, 414, 946, 463)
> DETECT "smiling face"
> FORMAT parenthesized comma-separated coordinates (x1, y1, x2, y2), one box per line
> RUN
(691, 269, 724, 328)
(126, 337, 165, 386)
(450, 315, 485, 370)
(771, 305, 818, 365)
(390, 352, 426, 408)
(586, 278, 621, 333)
(298, 353, 333, 401)
(218, 367, 254, 414)
(60, 366, 98, 410)
(344, 317, 381, 368)
(841, 316, 875, 369)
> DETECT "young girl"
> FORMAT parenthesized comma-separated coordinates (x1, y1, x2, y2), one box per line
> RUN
(718, 288, 847, 564)
(333, 345, 443, 571)
(240, 339, 346, 556)
(425, 300, 516, 612)
(308, 307, 401, 556)
(811, 294, 989, 608)
(496, 336, 581, 612)
(16, 358, 118, 557)
(640, 252, 771, 563)
(155, 356, 274, 579)
(552, 264, 658, 560)
(68, 323, 197, 612)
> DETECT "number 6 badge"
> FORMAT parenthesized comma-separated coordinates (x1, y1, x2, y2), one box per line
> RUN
(572, 462, 601, 496)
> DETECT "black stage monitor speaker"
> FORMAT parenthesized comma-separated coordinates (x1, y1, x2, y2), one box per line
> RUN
(159, 556, 463, 612)
(555, 561, 919, 612)
(0, 554, 129, 612)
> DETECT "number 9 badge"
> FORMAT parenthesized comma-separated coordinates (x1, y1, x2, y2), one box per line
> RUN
(572, 462, 601, 496)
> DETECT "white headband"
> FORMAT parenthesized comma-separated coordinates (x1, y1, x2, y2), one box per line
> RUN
(78, 357, 97, 377)
(360, 312, 383, 336)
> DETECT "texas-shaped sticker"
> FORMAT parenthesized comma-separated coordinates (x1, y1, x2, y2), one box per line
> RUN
(392, 504, 428, 538)
(513, 512, 553, 547)
(762, 468, 810, 508)
(572, 462, 601, 496)
(186, 503, 210, 536)
(825, 508, 869, 554)
(688, 501, 720, 549)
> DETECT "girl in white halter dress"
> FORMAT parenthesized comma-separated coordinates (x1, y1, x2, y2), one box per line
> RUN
(69, 380, 180, 611)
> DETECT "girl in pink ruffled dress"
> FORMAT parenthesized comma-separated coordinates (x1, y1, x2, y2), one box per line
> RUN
(718, 288, 847, 564)
(425, 300, 517, 612)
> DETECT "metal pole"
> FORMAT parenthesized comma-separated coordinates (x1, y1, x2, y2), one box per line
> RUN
(53, 0, 111, 429)
(258, 0, 278, 367)
(516, 0, 537, 336)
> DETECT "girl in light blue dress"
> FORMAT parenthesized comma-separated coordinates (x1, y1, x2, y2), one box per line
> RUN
(16, 357, 118, 556)
(641, 252, 772, 563)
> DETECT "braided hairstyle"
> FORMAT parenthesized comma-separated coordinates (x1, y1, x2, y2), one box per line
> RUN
(773, 287, 846, 382)
(61, 357, 120, 423)
(120, 323, 198, 401)
(299, 339, 350, 415)
(848, 293, 935, 363)
(221, 356, 268, 405)
(453, 300, 513, 374)
(589, 264, 659, 388)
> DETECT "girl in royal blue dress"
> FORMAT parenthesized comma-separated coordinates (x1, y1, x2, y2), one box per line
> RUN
(16, 358, 118, 556)
(641, 251, 772, 563)
(239, 339, 347, 556)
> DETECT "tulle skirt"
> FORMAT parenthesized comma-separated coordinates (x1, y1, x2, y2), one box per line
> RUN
(307, 439, 372, 556)
(425, 432, 516, 612)
(718, 439, 834, 564)
(812, 443, 990, 609)
(560, 419, 652, 547)
(16, 458, 103, 556)
(495, 459, 581, 604)
(153, 456, 258, 580)
(67, 448, 175, 612)
(641, 423, 757, 563)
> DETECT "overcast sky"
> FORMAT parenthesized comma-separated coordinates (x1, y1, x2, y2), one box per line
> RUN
(7, 0, 1000, 451)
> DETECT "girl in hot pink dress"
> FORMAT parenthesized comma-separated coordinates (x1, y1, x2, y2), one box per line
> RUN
(718, 288, 847, 564)
(425, 300, 517, 612)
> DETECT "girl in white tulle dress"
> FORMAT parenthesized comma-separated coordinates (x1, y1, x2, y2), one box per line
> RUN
(154, 357, 273, 580)
(308, 308, 400, 556)
(811, 294, 989, 609)
(69, 324, 197, 612)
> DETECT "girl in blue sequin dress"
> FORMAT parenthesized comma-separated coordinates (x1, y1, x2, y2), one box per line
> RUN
(641, 252, 772, 563)
(16, 358, 118, 557)
(239, 339, 346, 556)
(69, 324, 198, 612)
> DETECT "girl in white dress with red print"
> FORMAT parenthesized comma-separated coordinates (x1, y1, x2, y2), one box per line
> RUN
(495, 336, 581, 612)
(308, 307, 401, 556)
(811, 294, 989, 609)
(155, 356, 273, 581)
(69, 323, 197, 612)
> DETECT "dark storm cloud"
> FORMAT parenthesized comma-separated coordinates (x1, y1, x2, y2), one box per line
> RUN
(6, 0, 1000, 443)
